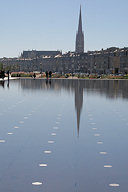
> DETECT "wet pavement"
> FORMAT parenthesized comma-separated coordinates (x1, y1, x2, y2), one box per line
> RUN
(0, 79, 128, 192)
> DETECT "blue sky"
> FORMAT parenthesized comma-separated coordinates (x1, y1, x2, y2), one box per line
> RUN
(0, 0, 128, 57)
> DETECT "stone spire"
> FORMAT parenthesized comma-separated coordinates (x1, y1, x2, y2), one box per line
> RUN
(75, 6, 84, 53)
(78, 5, 82, 33)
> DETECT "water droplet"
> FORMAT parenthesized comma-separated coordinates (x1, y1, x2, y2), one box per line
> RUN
(0, 140, 5, 143)
(14, 126, 19, 129)
(99, 152, 107, 155)
(32, 182, 42, 186)
(109, 184, 120, 187)
(53, 127, 59, 130)
(51, 133, 56, 136)
(24, 117, 28, 119)
(48, 141, 55, 144)
(19, 121, 24, 124)
(92, 128, 97, 130)
(39, 164, 47, 167)
(97, 142, 103, 144)
(104, 165, 112, 168)
(90, 123, 96, 125)
(44, 150, 52, 154)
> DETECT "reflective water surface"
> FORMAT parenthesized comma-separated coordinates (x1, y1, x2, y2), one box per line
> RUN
(0, 79, 128, 192)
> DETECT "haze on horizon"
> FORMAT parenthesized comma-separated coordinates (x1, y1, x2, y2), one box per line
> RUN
(0, 0, 128, 58)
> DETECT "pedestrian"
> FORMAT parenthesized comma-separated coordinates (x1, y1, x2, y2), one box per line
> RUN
(46, 71, 48, 79)
(33, 73, 36, 79)
(49, 71, 52, 78)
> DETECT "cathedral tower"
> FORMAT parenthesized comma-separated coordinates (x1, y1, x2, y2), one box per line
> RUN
(75, 6, 84, 53)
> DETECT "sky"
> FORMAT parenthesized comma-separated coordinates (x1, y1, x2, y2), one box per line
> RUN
(0, 0, 128, 58)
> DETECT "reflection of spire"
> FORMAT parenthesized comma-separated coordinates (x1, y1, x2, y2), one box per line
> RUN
(75, 80, 83, 136)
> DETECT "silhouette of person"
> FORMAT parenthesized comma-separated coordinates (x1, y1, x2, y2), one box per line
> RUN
(33, 73, 36, 79)
(1, 70, 5, 80)
(7, 70, 10, 81)
(46, 71, 48, 79)
(49, 71, 52, 78)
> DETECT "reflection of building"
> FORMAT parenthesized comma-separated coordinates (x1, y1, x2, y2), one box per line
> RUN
(19, 79, 84, 136)
(19, 79, 128, 134)
(74, 80, 83, 136)
(75, 6, 84, 53)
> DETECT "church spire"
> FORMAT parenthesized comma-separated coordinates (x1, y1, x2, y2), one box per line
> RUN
(78, 5, 82, 33)
(75, 5, 84, 53)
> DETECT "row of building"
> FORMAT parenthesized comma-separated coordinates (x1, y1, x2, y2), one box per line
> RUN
(0, 47, 128, 74)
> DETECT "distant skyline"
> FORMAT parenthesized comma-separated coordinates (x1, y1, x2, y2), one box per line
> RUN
(0, 0, 128, 58)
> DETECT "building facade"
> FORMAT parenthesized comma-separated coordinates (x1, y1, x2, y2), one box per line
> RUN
(1, 47, 128, 74)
